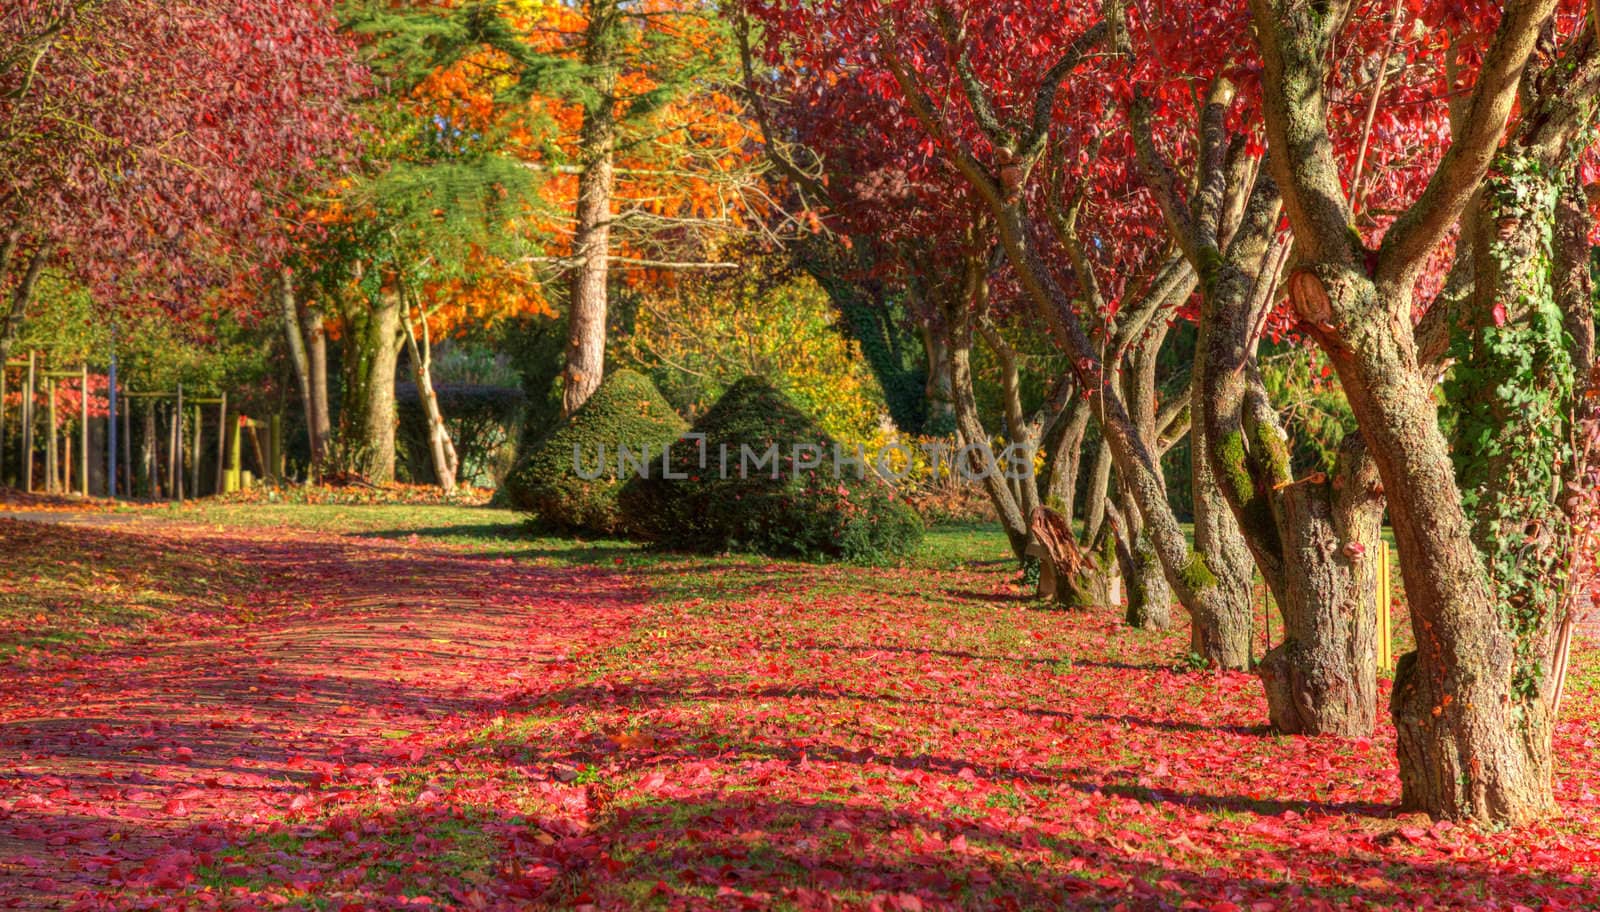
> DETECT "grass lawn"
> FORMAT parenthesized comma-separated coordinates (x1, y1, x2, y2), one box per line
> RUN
(1, 501, 1595, 910)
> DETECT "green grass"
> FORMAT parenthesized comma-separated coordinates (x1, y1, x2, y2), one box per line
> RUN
(911, 519, 1017, 570)
(142, 501, 1014, 568)
(0, 515, 266, 655)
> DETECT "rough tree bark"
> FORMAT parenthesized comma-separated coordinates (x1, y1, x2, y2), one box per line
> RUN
(921, 323, 957, 432)
(1118, 327, 1172, 630)
(561, 0, 622, 418)
(885, 23, 1262, 662)
(1131, 77, 1383, 730)
(0, 241, 50, 366)
(1250, 0, 1589, 817)
(939, 256, 1033, 561)
(276, 268, 320, 481)
(302, 303, 332, 475)
(340, 288, 403, 484)
(1189, 375, 1256, 668)
(1044, 396, 1091, 520)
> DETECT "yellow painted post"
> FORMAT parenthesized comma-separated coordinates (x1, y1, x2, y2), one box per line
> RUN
(226, 414, 243, 493)
(1376, 540, 1392, 670)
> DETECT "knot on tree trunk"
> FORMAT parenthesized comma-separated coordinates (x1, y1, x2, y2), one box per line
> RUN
(1287, 268, 1340, 339)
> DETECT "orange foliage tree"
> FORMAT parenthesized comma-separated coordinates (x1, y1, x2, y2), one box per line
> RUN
(347, 0, 774, 421)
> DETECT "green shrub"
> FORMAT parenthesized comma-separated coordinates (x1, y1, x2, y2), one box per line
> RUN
(398, 384, 526, 487)
(502, 370, 687, 534)
(620, 377, 923, 562)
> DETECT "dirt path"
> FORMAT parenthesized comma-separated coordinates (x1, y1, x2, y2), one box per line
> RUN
(0, 518, 646, 909)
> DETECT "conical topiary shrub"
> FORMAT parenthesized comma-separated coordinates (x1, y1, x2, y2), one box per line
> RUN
(502, 369, 687, 534)
(620, 376, 922, 562)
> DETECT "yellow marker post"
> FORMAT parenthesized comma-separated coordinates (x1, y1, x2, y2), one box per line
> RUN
(1376, 540, 1392, 670)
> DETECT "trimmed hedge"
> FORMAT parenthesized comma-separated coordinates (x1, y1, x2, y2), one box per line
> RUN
(620, 377, 922, 562)
(502, 370, 687, 534)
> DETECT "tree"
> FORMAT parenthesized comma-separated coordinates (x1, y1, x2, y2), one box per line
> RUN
(747, 2, 1137, 604)
(0, 0, 359, 360)
(816, 0, 1258, 659)
(347, 0, 771, 422)
(620, 260, 888, 444)
(1101, 2, 1393, 732)
(1249, 0, 1600, 820)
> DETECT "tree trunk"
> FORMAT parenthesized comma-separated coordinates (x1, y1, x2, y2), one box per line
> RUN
(1122, 522, 1171, 629)
(561, 0, 622, 418)
(1044, 397, 1090, 519)
(340, 291, 402, 484)
(141, 406, 159, 499)
(1119, 328, 1173, 630)
(1082, 437, 1112, 543)
(1187, 301, 1258, 668)
(276, 268, 319, 480)
(921, 322, 956, 432)
(1384, 160, 1579, 820)
(1200, 225, 1385, 732)
(1190, 404, 1256, 668)
(945, 307, 1030, 561)
(402, 304, 459, 494)
(0, 244, 49, 366)
(1255, 434, 1384, 734)
(1248, 0, 1583, 821)
(303, 303, 332, 475)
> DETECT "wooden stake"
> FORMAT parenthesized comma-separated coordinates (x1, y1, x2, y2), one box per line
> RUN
(167, 391, 180, 501)
(246, 419, 267, 485)
(46, 376, 57, 494)
(214, 393, 228, 496)
(1552, 610, 1577, 718)
(107, 355, 117, 498)
(22, 352, 34, 492)
(120, 395, 132, 499)
(228, 415, 243, 492)
(1376, 539, 1393, 670)
(173, 384, 184, 500)
(190, 403, 201, 496)
(143, 404, 159, 498)
(79, 364, 89, 498)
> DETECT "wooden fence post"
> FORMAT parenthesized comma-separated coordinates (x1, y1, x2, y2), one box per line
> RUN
(22, 352, 34, 492)
(190, 402, 201, 496)
(107, 355, 117, 498)
(168, 386, 181, 501)
(227, 415, 243, 493)
(120, 394, 132, 498)
(269, 413, 283, 483)
(46, 375, 57, 494)
(79, 364, 89, 498)
(214, 393, 228, 496)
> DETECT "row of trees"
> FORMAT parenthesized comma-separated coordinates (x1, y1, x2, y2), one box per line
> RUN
(271, 0, 774, 491)
(742, 0, 1600, 825)
(7, 0, 1597, 828)
(3, 1, 779, 493)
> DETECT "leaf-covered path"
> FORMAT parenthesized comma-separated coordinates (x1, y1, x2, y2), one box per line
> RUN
(0, 515, 645, 910)
(3, 509, 1600, 910)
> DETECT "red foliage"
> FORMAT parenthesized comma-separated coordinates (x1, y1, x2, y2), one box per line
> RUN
(0, 0, 363, 313)
(2, 517, 1599, 909)
(751, 0, 1595, 337)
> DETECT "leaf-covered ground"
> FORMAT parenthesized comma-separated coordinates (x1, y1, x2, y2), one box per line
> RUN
(1, 505, 1598, 910)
